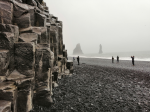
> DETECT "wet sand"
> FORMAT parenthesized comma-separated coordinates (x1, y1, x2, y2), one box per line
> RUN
(32, 58, 150, 112)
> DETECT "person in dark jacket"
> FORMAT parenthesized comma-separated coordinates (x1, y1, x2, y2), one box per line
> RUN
(112, 56, 114, 63)
(131, 56, 135, 66)
(117, 56, 119, 63)
(77, 56, 80, 65)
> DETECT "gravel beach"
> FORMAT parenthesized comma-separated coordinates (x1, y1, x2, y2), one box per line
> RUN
(32, 58, 150, 112)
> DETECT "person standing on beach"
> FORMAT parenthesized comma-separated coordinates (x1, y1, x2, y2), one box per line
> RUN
(131, 56, 135, 66)
(112, 56, 114, 63)
(77, 56, 80, 65)
(117, 56, 119, 63)
(73, 57, 75, 61)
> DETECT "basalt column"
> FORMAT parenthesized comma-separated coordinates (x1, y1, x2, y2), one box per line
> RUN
(34, 44, 54, 106)
(0, 0, 73, 111)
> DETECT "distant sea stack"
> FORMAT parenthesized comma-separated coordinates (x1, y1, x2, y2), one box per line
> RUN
(73, 43, 83, 55)
(99, 44, 103, 54)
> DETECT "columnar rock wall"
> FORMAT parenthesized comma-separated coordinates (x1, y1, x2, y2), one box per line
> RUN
(0, 0, 73, 111)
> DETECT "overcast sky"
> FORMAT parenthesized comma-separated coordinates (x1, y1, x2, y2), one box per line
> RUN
(45, 0, 150, 54)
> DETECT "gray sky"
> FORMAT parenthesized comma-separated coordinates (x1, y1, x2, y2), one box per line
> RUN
(45, 0, 150, 54)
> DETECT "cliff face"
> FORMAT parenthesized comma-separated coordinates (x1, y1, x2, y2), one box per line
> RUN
(99, 44, 103, 54)
(0, 0, 73, 111)
(73, 43, 83, 55)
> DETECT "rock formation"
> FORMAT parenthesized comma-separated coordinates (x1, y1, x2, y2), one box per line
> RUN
(99, 44, 103, 54)
(73, 43, 83, 55)
(0, 0, 73, 111)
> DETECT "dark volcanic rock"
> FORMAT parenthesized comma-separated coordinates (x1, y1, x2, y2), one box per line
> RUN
(15, 42, 35, 77)
(0, 32, 15, 75)
(0, 23, 19, 42)
(0, 100, 11, 112)
(0, 81, 17, 112)
(0, 1, 13, 24)
(19, 33, 38, 44)
(0, 50, 9, 77)
(7, 70, 34, 112)
(73, 43, 83, 55)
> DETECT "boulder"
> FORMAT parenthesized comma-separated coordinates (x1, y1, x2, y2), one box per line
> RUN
(73, 43, 83, 55)
(66, 60, 73, 74)
(33, 86, 53, 107)
(15, 42, 35, 77)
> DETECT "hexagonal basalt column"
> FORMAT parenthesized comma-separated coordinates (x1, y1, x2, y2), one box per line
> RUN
(0, 50, 9, 77)
(0, 81, 17, 112)
(7, 70, 34, 112)
(0, 32, 15, 75)
(13, 1, 35, 29)
(35, 44, 53, 90)
(20, 27, 48, 44)
(19, 33, 38, 45)
(15, 42, 35, 77)
(0, 24, 19, 42)
(0, 1, 13, 24)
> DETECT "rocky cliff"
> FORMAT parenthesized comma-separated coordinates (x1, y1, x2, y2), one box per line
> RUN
(73, 43, 83, 55)
(0, 0, 73, 111)
(99, 44, 103, 54)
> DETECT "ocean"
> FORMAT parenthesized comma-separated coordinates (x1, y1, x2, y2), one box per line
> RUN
(69, 51, 150, 61)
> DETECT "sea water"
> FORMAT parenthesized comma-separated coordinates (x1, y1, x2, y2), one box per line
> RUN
(69, 51, 150, 61)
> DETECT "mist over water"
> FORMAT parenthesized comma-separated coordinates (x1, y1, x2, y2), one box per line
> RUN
(69, 51, 150, 61)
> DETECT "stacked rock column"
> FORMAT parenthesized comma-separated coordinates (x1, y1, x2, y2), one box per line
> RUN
(0, 0, 73, 111)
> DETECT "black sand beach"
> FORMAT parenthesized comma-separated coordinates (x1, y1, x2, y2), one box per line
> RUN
(32, 58, 150, 112)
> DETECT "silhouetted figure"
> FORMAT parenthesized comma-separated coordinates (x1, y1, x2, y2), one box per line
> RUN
(73, 57, 75, 61)
(117, 56, 119, 63)
(112, 56, 114, 63)
(77, 56, 80, 65)
(131, 56, 135, 66)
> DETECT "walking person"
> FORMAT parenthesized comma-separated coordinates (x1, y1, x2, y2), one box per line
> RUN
(112, 56, 114, 63)
(131, 56, 135, 66)
(117, 56, 119, 63)
(77, 56, 80, 65)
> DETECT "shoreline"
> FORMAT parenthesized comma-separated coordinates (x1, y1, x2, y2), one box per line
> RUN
(69, 57, 150, 73)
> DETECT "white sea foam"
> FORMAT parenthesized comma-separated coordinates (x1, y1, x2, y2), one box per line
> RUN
(69, 51, 150, 61)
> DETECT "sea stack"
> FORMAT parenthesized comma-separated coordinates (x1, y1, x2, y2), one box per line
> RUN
(99, 44, 103, 54)
(73, 43, 83, 55)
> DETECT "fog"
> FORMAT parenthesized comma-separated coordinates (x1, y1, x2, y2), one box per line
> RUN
(45, 0, 150, 54)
